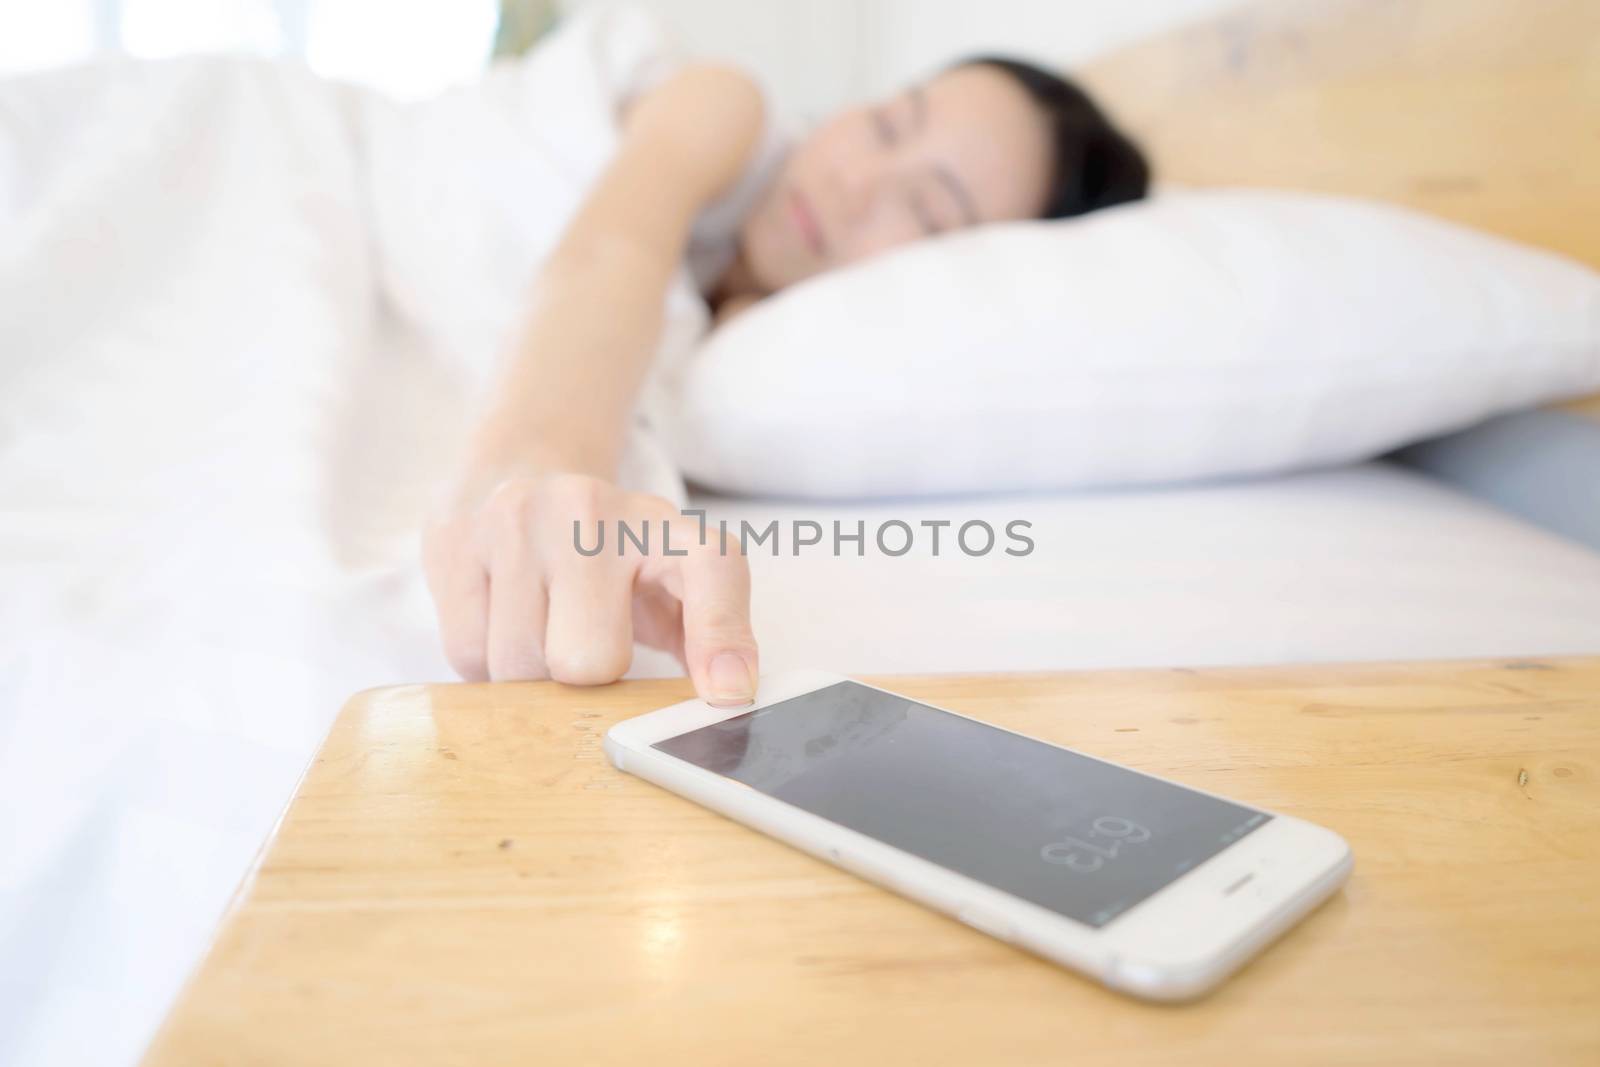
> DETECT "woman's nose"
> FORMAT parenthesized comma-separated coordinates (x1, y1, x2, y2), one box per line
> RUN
(834, 165, 887, 224)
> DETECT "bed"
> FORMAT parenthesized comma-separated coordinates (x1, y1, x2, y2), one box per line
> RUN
(2, 2, 1598, 1065)
(727, 0, 1600, 673)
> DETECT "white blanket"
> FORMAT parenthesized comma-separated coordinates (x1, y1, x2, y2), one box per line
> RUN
(0, 9, 696, 1063)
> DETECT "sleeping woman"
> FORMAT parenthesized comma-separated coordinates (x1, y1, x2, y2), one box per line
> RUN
(421, 37, 1148, 706)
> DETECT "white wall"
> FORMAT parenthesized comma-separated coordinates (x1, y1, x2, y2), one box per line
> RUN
(0, 0, 1243, 106)
(863, 0, 1242, 95)
(564, 0, 1242, 121)
(565, 0, 867, 119)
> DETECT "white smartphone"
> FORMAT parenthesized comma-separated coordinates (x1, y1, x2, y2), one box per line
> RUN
(604, 670, 1353, 1001)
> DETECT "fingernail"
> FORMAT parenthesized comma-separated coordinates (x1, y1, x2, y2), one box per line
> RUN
(707, 652, 754, 707)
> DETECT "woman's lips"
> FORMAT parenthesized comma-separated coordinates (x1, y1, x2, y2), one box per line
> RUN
(788, 188, 826, 257)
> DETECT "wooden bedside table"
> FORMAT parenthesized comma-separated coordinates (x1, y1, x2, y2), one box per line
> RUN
(144, 659, 1600, 1065)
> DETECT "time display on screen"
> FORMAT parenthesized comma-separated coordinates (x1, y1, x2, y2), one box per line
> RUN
(655, 681, 1272, 928)
(1040, 816, 1152, 873)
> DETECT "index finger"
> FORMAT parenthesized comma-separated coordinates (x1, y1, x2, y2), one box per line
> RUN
(651, 517, 758, 707)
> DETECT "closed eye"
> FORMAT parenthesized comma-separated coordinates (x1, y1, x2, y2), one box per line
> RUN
(871, 108, 898, 148)
(908, 189, 942, 235)
(933, 164, 981, 227)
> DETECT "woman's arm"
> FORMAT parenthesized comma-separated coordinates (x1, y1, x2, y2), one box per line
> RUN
(468, 64, 763, 478)
(423, 64, 765, 705)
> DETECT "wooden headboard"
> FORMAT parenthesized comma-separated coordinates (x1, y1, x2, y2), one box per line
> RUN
(1078, 0, 1600, 270)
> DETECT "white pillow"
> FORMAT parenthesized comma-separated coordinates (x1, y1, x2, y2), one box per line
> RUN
(650, 190, 1600, 498)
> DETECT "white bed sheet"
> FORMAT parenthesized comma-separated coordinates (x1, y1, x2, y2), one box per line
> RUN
(700, 463, 1600, 677)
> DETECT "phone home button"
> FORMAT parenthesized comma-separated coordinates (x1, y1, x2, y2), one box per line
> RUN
(956, 902, 1015, 943)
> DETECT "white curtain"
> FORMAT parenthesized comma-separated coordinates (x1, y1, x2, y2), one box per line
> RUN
(0, 0, 500, 98)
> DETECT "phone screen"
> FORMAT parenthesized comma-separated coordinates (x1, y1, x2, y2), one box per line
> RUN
(654, 681, 1270, 928)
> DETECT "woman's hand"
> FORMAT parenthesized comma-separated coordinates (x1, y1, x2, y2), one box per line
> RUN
(417, 65, 766, 705)
(423, 471, 758, 706)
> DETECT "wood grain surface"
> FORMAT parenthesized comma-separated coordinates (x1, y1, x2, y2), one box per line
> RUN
(146, 658, 1600, 1066)
(1078, 0, 1600, 270)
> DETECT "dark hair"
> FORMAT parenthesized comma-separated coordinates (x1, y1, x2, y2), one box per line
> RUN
(957, 56, 1149, 219)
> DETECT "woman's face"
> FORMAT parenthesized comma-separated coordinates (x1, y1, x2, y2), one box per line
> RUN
(736, 64, 1053, 292)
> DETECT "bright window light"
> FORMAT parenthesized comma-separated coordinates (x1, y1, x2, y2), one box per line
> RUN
(0, 0, 499, 97)
(0, 0, 98, 73)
